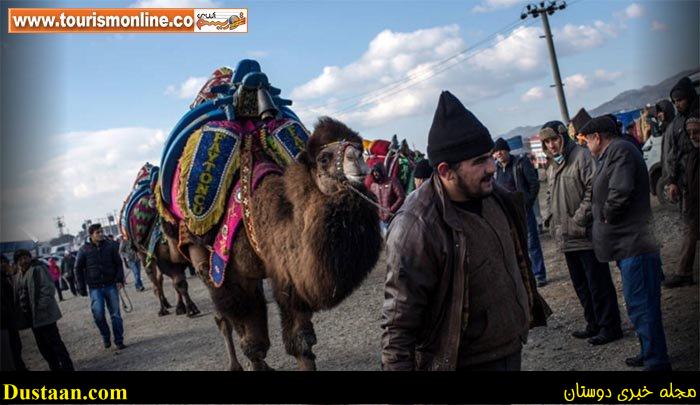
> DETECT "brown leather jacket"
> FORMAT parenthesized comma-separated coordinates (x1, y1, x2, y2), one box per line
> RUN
(369, 177, 406, 222)
(381, 175, 551, 371)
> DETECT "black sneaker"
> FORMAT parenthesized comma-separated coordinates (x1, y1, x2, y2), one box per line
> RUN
(572, 327, 599, 339)
(663, 275, 695, 289)
(625, 354, 643, 367)
(536, 279, 548, 288)
(115, 343, 127, 350)
(103, 341, 111, 349)
(588, 330, 623, 346)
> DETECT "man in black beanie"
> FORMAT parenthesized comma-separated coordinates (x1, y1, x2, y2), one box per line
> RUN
(664, 76, 699, 288)
(582, 116, 671, 371)
(492, 137, 547, 287)
(381, 91, 551, 371)
(411, 159, 433, 190)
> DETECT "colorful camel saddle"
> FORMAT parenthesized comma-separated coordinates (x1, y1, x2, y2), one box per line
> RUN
(119, 163, 160, 249)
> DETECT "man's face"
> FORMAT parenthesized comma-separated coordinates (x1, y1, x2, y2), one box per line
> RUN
(439, 152, 496, 200)
(585, 133, 603, 156)
(17, 256, 30, 270)
(686, 121, 700, 147)
(492, 149, 509, 164)
(90, 228, 104, 243)
(656, 111, 666, 123)
(673, 96, 690, 115)
(543, 136, 563, 156)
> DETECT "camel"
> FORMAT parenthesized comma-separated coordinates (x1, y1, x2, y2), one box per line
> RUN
(163, 117, 383, 370)
(119, 164, 200, 318)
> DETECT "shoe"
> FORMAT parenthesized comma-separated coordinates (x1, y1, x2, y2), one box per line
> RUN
(115, 343, 127, 350)
(103, 341, 111, 349)
(536, 279, 548, 288)
(588, 330, 623, 346)
(572, 327, 599, 339)
(137, 286, 145, 292)
(663, 275, 695, 289)
(625, 354, 644, 367)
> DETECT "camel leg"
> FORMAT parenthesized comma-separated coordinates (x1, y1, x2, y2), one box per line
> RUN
(144, 261, 169, 316)
(188, 244, 212, 285)
(214, 312, 243, 371)
(275, 285, 317, 371)
(229, 279, 272, 371)
(172, 274, 200, 317)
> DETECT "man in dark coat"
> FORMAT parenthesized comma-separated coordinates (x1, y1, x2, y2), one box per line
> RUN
(582, 116, 671, 371)
(60, 251, 77, 297)
(540, 121, 622, 345)
(75, 223, 127, 350)
(656, 99, 677, 186)
(381, 91, 551, 371)
(1, 255, 28, 371)
(493, 138, 548, 286)
(369, 163, 405, 232)
(14, 249, 74, 371)
(664, 76, 699, 288)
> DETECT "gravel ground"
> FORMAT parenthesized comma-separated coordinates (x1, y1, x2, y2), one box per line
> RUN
(19, 199, 698, 371)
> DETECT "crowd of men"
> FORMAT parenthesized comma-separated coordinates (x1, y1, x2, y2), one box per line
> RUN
(0, 223, 148, 371)
(0, 76, 696, 372)
(381, 75, 698, 371)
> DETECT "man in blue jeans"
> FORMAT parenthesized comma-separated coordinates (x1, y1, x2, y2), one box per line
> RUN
(493, 138, 548, 286)
(75, 223, 127, 350)
(582, 116, 671, 371)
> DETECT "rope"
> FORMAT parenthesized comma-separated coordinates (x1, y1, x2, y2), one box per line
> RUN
(343, 181, 395, 219)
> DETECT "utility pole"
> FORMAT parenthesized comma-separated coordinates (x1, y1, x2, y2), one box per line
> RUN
(522, 1, 570, 123)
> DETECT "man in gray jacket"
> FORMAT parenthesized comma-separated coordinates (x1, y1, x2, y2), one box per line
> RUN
(13, 249, 74, 371)
(582, 116, 671, 371)
(540, 121, 622, 346)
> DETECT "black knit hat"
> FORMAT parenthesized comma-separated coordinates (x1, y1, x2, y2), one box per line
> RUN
(493, 138, 510, 152)
(413, 159, 433, 179)
(670, 76, 697, 102)
(569, 108, 593, 134)
(579, 115, 618, 137)
(427, 91, 494, 166)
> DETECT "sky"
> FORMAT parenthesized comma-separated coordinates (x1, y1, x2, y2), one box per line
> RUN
(0, 0, 698, 242)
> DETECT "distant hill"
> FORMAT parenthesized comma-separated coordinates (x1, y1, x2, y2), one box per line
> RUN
(502, 67, 700, 140)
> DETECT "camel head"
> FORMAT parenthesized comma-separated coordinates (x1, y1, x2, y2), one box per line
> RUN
(303, 117, 369, 195)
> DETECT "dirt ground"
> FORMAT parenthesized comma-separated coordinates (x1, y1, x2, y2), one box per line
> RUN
(19, 197, 699, 371)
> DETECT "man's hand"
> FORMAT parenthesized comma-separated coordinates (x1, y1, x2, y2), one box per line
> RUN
(665, 183, 680, 202)
(117, 283, 124, 290)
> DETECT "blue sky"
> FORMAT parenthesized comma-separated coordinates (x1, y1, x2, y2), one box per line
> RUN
(1, 0, 697, 241)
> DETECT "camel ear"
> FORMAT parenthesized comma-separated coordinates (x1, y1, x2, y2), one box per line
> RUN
(297, 151, 314, 168)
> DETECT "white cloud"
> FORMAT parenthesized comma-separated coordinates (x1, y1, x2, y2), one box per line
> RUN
(472, 0, 523, 13)
(2, 127, 165, 240)
(624, 3, 645, 19)
(165, 76, 208, 99)
(521, 86, 546, 102)
(651, 20, 668, 31)
(131, 0, 220, 7)
(292, 20, 621, 130)
(564, 69, 622, 94)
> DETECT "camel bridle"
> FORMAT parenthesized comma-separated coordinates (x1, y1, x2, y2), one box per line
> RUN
(315, 140, 364, 184)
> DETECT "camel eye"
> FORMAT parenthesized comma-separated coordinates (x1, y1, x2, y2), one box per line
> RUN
(317, 153, 332, 166)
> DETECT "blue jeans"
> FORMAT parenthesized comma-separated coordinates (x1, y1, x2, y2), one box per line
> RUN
(617, 252, 670, 368)
(526, 207, 547, 282)
(89, 284, 124, 346)
(128, 260, 143, 290)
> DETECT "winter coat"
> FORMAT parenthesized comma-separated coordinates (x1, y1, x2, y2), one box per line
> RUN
(656, 99, 677, 184)
(47, 260, 61, 282)
(75, 239, 125, 292)
(667, 80, 699, 190)
(591, 138, 658, 262)
(494, 154, 540, 210)
(381, 175, 551, 371)
(369, 177, 406, 222)
(61, 255, 75, 279)
(543, 137, 595, 252)
(15, 260, 62, 329)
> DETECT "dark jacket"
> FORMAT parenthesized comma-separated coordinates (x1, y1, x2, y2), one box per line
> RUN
(543, 137, 595, 252)
(667, 81, 699, 189)
(369, 177, 406, 222)
(15, 260, 62, 329)
(75, 239, 125, 292)
(591, 138, 658, 262)
(494, 154, 540, 210)
(60, 254, 75, 279)
(656, 99, 676, 184)
(381, 175, 551, 371)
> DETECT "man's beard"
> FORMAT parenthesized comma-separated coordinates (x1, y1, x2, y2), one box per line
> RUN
(456, 173, 492, 200)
